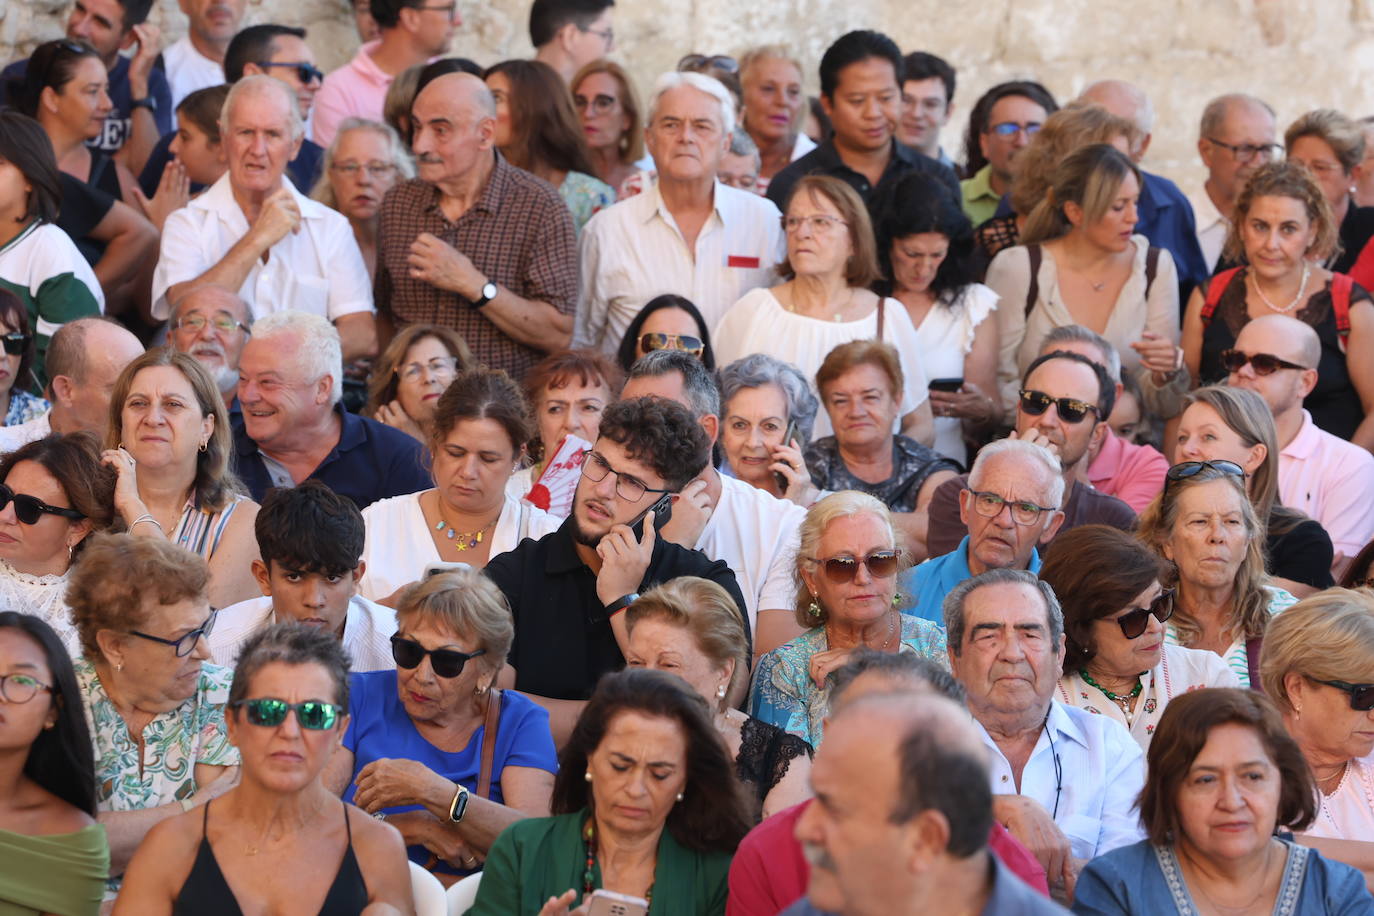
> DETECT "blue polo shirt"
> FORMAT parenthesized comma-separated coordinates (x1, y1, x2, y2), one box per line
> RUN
(898, 536, 1043, 624)
(231, 403, 431, 509)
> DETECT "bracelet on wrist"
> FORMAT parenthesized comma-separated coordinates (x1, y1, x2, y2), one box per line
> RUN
(130, 513, 164, 534)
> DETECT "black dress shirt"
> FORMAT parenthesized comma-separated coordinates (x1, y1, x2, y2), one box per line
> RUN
(766, 139, 961, 221)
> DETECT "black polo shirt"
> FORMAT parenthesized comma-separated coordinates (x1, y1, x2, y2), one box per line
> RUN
(766, 138, 961, 220)
(485, 516, 750, 701)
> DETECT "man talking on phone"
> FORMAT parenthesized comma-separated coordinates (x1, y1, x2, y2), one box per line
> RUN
(485, 396, 749, 746)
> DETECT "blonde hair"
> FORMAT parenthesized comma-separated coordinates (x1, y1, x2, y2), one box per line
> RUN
(1136, 468, 1272, 646)
(1222, 160, 1339, 264)
(1022, 143, 1141, 245)
(624, 577, 750, 706)
(1010, 102, 1141, 217)
(395, 567, 512, 678)
(1183, 386, 1280, 517)
(1286, 108, 1366, 173)
(793, 491, 898, 628)
(1260, 589, 1374, 713)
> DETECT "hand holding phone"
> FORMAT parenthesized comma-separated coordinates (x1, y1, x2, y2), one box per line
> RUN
(596, 499, 665, 607)
(772, 419, 801, 492)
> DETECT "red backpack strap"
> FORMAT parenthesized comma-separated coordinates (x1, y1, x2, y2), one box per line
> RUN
(1024, 244, 1043, 318)
(1201, 267, 1243, 327)
(1331, 272, 1354, 346)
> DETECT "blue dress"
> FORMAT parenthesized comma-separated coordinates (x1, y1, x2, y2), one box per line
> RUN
(1072, 839, 1374, 915)
(342, 671, 558, 874)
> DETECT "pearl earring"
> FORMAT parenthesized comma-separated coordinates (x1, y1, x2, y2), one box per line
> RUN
(715, 684, 726, 699)
(584, 771, 593, 783)
(675, 792, 684, 802)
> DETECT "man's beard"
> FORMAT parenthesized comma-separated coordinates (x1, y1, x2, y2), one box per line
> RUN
(570, 509, 604, 548)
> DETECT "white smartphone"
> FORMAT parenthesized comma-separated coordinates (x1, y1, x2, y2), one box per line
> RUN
(585, 889, 649, 916)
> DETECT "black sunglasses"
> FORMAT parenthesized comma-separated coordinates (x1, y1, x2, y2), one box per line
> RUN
(231, 697, 343, 729)
(0, 482, 84, 525)
(1112, 588, 1175, 640)
(255, 60, 325, 84)
(1018, 389, 1099, 424)
(1220, 348, 1308, 376)
(390, 635, 485, 678)
(1, 333, 28, 356)
(1313, 679, 1374, 712)
(809, 550, 901, 584)
(1164, 460, 1246, 494)
(129, 609, 217, 658)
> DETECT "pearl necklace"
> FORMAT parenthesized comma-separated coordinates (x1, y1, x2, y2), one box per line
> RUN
(1250, 262, 1310, 314)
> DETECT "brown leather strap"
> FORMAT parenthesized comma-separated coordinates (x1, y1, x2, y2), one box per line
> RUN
(1024, 244, 1043, 317)
(1245, 637, 1264, 693)
(1144, 245, 1161, 298)
(875, 296, 885, 341)
(476, 687, 501, 798)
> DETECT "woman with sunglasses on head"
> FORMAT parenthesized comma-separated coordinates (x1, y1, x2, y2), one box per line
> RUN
(615, 294, 716, 373)
(115, 622, 413, 914)
(312, 117, 413, 280)
(0, 288, 47, 428)
(323, 568, 557, 883)
(0, 433, 115, 656)
(716, 175, 936, 445)
(991, 143, 1183, 426)
(1041, 525, 1237, 752)
(749, 491, 947, 747)
(737, 46, 814, 198)
(1176, 385, 1335, 596)
(359, 368, 559, 604)
(363, 323, 472, 445)
(570, 60, 643, 196)
(0, 613, 107, 916)
(1184, 160, 1374, 449)
(65, 534, 239, 901)
(1136, 461, 1297, 688)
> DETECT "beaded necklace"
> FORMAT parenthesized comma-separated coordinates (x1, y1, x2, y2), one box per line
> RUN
(1078, 668, 1142, 716)
(583, 819, 653, 905)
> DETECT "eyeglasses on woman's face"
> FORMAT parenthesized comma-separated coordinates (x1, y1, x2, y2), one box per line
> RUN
(1311, 678, 1374, 712)
(396, 356, 460, 384)
(0, 672, 52, 704)
(127, 608, 217, 658)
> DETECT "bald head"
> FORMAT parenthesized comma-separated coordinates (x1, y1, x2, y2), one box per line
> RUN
(412, 73, 497, 187)
(414, 72, 496, 120)
(1227, 314, 1320, 418)
(1079, 79, 1154, 157)
(173, 285, 251, 325)
(46, 318, 145, 436)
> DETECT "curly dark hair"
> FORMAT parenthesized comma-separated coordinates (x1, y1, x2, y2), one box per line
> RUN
(551, 668, 752, 852)
(597, 397, 710, 490)
(873, 170, 976, 303)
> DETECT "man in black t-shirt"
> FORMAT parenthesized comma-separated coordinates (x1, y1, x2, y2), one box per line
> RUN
(486, 397, 748, 745)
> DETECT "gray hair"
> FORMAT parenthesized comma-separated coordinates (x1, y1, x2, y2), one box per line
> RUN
(250, 311, 343, 404)
(718, 353, 818, 443)
(1199, 93, 1275, 141)
(728, 125, 760, 163)
(310, 117, 415, 209)
(222, 74, 305, 143)
(647, 70, 737, 136)
(1040, 324, 1122, 382)
(967, 438, 1065, 509)
(628, 349, 721, 418)
(943, 568, 1063, 655)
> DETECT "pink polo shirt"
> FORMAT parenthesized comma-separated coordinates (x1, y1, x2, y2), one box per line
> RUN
(311, 40, 391, 148)
(1087, 428, 1168, 514)
(1279, 409, 1374, 560)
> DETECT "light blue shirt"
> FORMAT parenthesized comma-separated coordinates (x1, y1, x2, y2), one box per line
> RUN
(898, 536, 1042, 624)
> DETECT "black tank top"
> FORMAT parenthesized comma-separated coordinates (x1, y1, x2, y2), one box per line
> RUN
(173, 799, 370, 915)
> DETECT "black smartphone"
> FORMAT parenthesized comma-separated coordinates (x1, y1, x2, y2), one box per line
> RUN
(773, 419, 800, 492)
(628, 491, 674, 540)
(928, 377, 964, 393)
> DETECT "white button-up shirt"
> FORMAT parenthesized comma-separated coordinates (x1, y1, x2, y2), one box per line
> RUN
(151, 174, 373, 322)
(978, 699, 1145, 861)
(1189, 186, 1230, 274)
(207, 594, 398, 673)
(574, 179, 785, 354)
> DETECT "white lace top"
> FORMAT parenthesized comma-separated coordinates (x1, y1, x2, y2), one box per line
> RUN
(0, 559, 78, 655)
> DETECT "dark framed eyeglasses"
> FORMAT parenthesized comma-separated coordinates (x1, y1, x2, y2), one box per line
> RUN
(1220, 348, 1309, 376)
(580, 24, 614, 44)
(128, 609, 217, 658)
(0, 332, 28, 356)
(1312, 679, 1374, 712)
(1018, 389, 1099, 424)
(175, 312, 249, 335)
(1206, 137, 1281, 163)
(0, 673, 52, 704)
(809, 549, 901, 584)
(580, 450, 672, 503)
(964, 488, 1058, 526)
(231, 697, 344, 729)
(1111, 588, 1176, 640)
(639, 332, 704, 357)
(1164, 460, 1246, 494)
(390, 635, 485, 678)
(0, 483, 84, 526)
(255, 61, 324, 84)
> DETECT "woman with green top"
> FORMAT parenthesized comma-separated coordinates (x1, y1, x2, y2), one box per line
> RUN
(471, 668, 751, 915)
(0, 612, 108, 916)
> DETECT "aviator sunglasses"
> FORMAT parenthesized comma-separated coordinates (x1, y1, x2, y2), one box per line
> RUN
(809, 549, 901, 584)
(1112, 588, 1176, 640)
(1018, 389, 1099, 424)
(640, 332, 705, 358)
(0, 483, 85, 525)
(231, 698, 343, 730)
(390, 635, 486, 678)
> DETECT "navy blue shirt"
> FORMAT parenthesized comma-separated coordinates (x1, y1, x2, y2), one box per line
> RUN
(766, 138, 961, 223)
(1, 55, 172, 153)
(1138, 170, 1207, 306)
(231, 403, 431, 509)
(138, 132, 324, 198)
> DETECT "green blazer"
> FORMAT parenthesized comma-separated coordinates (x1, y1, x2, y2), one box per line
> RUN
(470, 810, 732, 916)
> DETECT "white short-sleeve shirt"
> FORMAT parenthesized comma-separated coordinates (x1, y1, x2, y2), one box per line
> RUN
(694, 475, 804, 632)
(911, 283, 999, 464)
(162, 36, 225, 110)
(151, 174, 374, 321)
(207, 594, 398, 672)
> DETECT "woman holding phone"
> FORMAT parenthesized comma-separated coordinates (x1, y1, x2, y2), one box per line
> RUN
(717, 354, 820, 505)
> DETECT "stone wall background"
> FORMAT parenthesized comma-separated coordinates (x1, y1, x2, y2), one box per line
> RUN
(6, 0, 1374, 197)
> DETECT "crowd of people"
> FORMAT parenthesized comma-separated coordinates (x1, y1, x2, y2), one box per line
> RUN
(2, 0, 1374, 913)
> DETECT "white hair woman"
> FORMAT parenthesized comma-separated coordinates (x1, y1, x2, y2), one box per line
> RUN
(312, 118, 413, 279)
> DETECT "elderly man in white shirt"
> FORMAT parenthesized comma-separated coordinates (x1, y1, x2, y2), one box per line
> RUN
(1189, 94, 1279, 273)
(575, 71, 785, 354)
(945, 567, 1144, 899)
(151, 75, 377, 362)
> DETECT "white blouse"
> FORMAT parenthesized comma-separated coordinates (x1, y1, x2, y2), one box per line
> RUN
(713, 286, 930, 440)
(1303, 754, 1374, 842)
(909, 283, 999, 465)
(0, 560, 78, 656)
